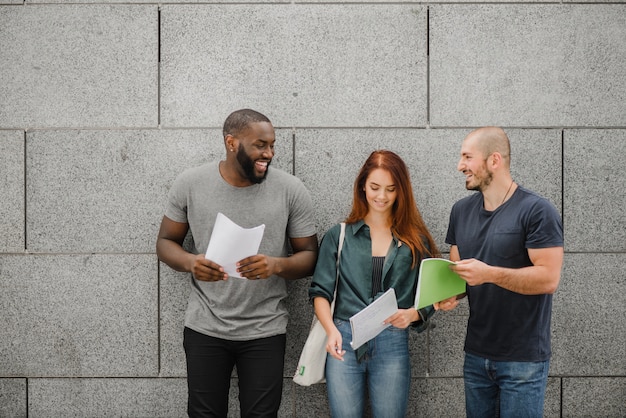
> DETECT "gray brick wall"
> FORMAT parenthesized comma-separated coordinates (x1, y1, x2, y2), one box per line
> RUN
(1, 1, 624, 417)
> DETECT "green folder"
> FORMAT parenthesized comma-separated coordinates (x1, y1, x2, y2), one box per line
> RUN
(414, 258, 467, 309)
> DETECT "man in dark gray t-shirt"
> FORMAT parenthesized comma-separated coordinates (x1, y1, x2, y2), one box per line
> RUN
(441, 127, 563, 418)
(156, 109, 318, 418)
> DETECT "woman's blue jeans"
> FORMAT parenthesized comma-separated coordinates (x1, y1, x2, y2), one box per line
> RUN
(325, 319, 410, 418)
(463, 352, 550, 418)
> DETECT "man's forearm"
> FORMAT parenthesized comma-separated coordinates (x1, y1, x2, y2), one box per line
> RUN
(156, 238, 194, 273)
(274, 249, 318, 280)
(490, 264, 560, 295)
(491, 247, 563, 295)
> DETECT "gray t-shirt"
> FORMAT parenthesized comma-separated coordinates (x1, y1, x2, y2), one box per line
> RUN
(165, 161, 316, 340)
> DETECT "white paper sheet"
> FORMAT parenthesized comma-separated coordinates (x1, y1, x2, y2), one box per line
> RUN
(349, 288, 398, 349)
(204, 212, 265, 279)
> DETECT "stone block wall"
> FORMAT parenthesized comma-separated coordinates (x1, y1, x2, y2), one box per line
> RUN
(1, 1, 624, 416)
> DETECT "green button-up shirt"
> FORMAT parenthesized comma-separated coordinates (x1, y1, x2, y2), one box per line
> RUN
(309, 221, 432, 324)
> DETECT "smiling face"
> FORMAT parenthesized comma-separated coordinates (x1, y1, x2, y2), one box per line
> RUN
(457, 136, 493, 192)
(232, 121, 275, 184)
(364, 168, 397, 217)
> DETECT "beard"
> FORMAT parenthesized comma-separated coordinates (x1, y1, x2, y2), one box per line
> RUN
(466, 162, 493, 192)
(236, 145, 270, 184)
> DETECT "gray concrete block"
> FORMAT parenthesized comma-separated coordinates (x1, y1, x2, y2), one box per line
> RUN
(295, 128, 468, 250)
(0, 379, 26, 418)
(159, 263, 189, 377)
(409, 378, 465, 417)
(28, 378, 187, 417)
(28, 0, 157, 3)
(0, 254, 158, 377)
(295, 128, 561, 252)
(428, 309, 468, 377)
(285, 277, 316, 379)
(161, 5, 427, 128)
(544, 378, 562, 418)
(564, 129, 626, 252)
(279, 380, 294, 418)
(551, 254, 626, 376)
(0, 130, 24, 252)
(26, 129, 292, 253)
(0, 5, 157, 128)
(278, 381, 294, 418)
(412, 0, 548, 2)
(562, 378, 626, 417)
(506, 129, 562, 213)
(293, 382, 330, 416)
(408, 323, 430, 378)
(430, 5, 626, 127)
(562, 0, 625, 3)
(26, 129, 209, 252)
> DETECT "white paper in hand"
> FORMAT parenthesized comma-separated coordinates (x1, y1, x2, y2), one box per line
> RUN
(349, 288, 398, 350)
(205, 212, 265, 278)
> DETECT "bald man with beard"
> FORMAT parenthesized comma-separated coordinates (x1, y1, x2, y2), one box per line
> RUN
(441, 127, 564, 418)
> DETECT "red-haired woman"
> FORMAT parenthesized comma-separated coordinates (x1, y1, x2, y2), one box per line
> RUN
(309, 150, 440, 418)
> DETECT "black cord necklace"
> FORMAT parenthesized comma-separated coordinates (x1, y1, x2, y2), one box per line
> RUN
(501, 181, 514, 206)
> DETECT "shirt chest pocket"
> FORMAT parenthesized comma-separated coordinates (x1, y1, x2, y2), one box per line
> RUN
(491, 228, 525, 260)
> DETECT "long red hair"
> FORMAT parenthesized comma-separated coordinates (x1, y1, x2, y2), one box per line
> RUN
(345, 150, 440, 267)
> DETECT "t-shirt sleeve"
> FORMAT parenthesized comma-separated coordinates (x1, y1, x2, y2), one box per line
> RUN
(525, 199, 563, 249)
(287, 179, 316, 238)
(164, 172, 189, 224)
(309, 224, 340, 303)
(445, 203, 459, 246)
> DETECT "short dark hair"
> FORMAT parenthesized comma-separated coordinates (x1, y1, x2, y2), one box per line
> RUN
(223, 109, 271, 138)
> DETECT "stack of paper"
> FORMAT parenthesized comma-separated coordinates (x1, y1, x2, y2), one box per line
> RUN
(349, 288, 398, 349)
(204, 212, 265, 278)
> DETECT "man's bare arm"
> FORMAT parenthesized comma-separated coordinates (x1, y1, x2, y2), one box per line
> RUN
(451, 246, 564, 295)
(236, 235, 319, 280)
(156, 216, 227, 281)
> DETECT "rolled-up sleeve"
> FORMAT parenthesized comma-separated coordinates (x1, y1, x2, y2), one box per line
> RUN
(308, 224, 341, 303)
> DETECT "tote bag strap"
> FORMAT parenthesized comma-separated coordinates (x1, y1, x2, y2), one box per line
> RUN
(330, 222, 345, 313)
